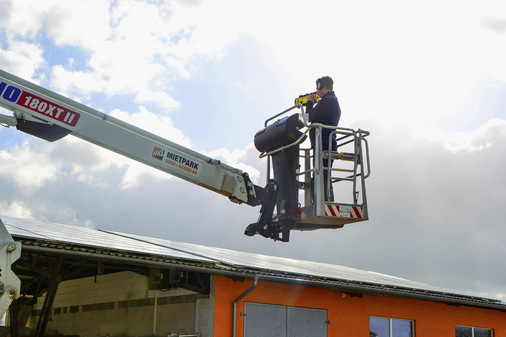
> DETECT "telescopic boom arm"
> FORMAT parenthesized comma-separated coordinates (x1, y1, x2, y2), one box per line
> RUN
(0, 69, 261, 207)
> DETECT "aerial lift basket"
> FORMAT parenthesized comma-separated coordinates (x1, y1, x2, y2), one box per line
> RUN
(254, 105, 371, 233)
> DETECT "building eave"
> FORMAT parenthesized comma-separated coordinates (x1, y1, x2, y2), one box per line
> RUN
(16, 236, 506, 312)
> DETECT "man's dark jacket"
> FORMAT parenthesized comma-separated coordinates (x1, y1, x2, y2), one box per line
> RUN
(306, 91, 341, 151)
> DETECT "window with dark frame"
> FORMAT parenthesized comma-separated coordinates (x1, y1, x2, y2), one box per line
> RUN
(456, 325, 493, 337)
(370, 316, 414, 337)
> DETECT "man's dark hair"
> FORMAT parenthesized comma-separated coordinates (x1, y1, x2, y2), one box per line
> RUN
(317, 76, 334, 90)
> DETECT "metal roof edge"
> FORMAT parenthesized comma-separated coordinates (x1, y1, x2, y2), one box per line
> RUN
(18, 240, 506, 312)
(5, 214, 504, 312)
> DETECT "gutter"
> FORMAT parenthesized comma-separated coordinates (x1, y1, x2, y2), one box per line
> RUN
(233, 275, 259, 337)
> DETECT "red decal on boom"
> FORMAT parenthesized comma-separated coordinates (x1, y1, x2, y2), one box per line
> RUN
(17, 91, 80, 126)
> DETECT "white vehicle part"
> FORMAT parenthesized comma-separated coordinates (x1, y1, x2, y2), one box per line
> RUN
(0, 219, 21, 319)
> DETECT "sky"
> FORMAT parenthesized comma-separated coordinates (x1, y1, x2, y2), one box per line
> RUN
(1, 0, 506, 302)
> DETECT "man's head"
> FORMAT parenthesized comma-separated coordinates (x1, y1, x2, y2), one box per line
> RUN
(316, 76, 333, 96)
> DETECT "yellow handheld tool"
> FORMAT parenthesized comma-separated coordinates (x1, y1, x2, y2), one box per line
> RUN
(295, 92, 320, 106)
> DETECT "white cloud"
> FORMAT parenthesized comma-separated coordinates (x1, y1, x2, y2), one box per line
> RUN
(440, 119, 506, 153)
(43, 1, 111, 48)
(0, 141, 58, 189)
(38, 0, 249, 106)
(0, 200, 34, 219)
(109, 106, 192, 147)
(0, 0, 109, 48)
(1, 0, 208, 105)
(0, 40, 45, 80)
(204, 143, 263, 184)
(135, 90, 179, 110)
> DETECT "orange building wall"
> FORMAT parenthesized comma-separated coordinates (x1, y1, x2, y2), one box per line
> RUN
(213, 275, 506, 336)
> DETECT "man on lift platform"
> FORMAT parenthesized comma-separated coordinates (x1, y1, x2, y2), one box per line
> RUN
(245, 76, 341, 241)
(307, 76, 341, 201)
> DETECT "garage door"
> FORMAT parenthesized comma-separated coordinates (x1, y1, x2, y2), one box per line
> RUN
(243, 302, 327, 337)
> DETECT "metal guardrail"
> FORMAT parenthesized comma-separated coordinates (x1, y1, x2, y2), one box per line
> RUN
(259, 105, 371, 221)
